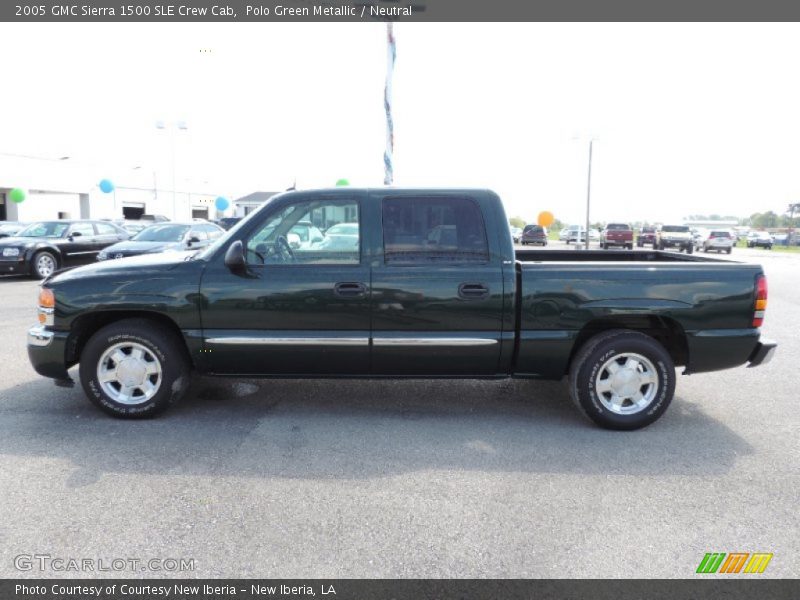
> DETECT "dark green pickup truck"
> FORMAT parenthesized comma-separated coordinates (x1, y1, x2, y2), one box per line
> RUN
(27, 188, 776, 429)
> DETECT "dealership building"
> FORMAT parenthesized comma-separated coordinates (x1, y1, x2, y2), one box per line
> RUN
(0, 154, 236, 223)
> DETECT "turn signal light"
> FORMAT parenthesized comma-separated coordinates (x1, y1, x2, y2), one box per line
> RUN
(753, 275, 767, 327)
(38, 288, 55, 308)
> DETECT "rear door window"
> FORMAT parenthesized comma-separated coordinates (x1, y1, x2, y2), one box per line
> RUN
(382, 196, 489, 264)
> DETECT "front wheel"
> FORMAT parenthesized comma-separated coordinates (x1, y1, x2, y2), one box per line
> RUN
(568, 330, 676, 430)
(32, 251, 58, 279)
(686, 244, 694, 254)
(79, 319, 191, 418)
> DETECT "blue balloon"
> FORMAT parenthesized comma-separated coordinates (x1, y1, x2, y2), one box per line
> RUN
(215, 196, 230, 211)
(99, 179, 115, 194)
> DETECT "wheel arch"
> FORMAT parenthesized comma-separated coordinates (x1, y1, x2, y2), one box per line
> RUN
(66, 310, 194, 369)
(568, 315, 689, 374)
(27, 244, 63, 268)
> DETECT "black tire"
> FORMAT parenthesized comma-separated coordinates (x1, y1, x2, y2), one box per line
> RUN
(31, 250, 58, 279)
(726, 247, 732, 254)
(686, 244, 694, 254)
(568, 330, 676, 430)
(626, 243, 633, 250)
(79, 319, 191, 418)
(637, 240, 643, 247)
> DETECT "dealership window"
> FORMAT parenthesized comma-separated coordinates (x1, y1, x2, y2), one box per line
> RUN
(246, 199, 360, 265)
(382, 197, 489, 264)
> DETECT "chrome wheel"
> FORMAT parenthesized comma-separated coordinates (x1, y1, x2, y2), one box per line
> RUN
(96, 342, 163, 405)
(35, 253, 56, 277)
(594, 352, 659, 415)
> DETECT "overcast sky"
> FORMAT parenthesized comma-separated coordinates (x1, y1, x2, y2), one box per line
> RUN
(2, 22, 800, 224)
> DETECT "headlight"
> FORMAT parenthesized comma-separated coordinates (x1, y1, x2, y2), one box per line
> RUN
(97, 251, 107, 261)
(2, 247, 20, 257)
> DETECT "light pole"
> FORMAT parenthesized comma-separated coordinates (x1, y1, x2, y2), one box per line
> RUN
(584, 139, 594, 250)
(155, 120, 188, 220)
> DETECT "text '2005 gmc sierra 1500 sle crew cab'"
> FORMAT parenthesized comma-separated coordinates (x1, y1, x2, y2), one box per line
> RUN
(27, 188, 777, 430)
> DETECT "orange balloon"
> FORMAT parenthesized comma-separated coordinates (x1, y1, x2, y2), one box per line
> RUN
(537, 211, 555, 227)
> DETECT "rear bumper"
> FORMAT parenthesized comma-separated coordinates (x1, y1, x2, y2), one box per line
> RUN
(685, 329, 776, 373)
(747, 339, 777, 367)
(27, 325, 71, 380)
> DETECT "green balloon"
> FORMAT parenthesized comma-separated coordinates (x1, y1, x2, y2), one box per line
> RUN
(335, 178, 350, 187)
(9, 188, 26, 203)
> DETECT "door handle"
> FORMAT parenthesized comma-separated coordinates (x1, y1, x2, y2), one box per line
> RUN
(458, 283, 489, 299)
(334, 282, 367, 298)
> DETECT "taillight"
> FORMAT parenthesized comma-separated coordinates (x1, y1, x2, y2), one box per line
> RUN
(753, 275, 767, 327)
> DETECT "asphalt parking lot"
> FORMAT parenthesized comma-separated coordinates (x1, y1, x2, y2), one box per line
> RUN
(0, 243, 797, 578)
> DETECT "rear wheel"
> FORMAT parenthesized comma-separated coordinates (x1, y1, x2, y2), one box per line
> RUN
(686, 244, 694, 254)
(79, 319, 191, 418)
(568, 330, 675, 430)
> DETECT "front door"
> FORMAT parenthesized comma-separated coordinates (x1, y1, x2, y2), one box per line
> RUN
(370, 193, 505, 376)
(63, 221, 98, 265)
(198, 192, 371, 375)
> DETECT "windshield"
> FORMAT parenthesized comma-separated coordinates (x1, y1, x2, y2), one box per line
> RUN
(17, 222, 69, 238)
(132, 224, 190, 242)
(662, 226, 690, 233)
(196, 198, 280, 261)
(606, 223, 630, 230)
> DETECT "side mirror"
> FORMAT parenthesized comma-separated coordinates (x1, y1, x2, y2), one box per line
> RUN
(287, 232, 301, 249)
(187, 235, 201, 246)
(69, 231, 82, 239)
(224, 240, 246, 272)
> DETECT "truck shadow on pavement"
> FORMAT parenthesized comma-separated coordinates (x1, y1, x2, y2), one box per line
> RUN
(0, 375, 752, 485)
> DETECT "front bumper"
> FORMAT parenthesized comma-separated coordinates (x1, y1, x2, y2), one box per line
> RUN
(747, 339, 777, 367)
(0, 259, 28, 274)
(662, 238, 691, 247)
(27, 325, 71, 380)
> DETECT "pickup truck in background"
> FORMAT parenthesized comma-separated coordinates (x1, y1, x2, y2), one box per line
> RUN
(600, 223, 634, 249)
(656, 225, 694, 253)
(637, 226, 657, 248)
(27, 188, 776, 430)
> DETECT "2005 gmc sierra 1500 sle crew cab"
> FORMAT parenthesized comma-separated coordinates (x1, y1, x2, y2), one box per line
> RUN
(27, 188, 777, 430)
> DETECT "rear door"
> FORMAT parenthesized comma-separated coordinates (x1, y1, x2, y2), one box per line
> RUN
(94, 221, 128, 253)
(370, 192, 505, 376)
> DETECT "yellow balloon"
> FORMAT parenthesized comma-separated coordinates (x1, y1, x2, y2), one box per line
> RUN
(537, 211, 555, 227)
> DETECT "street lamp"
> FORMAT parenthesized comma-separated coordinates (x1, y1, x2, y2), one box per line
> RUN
(584, 139, 594, 250)
(572, 136, 597, 250)
(155, 120, 188, 219)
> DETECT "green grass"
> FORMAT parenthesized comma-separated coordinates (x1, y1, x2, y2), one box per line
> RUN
(736, 238, 800, 253)
(772, 244, 800, 253)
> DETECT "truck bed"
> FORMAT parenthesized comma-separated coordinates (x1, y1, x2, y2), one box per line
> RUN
(512, 248, 762, 379)
(515, 249, 730, 262)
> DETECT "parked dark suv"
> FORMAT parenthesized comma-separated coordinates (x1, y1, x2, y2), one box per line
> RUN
(521, 224, 548, 246)
(637, 226, 656, 247)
